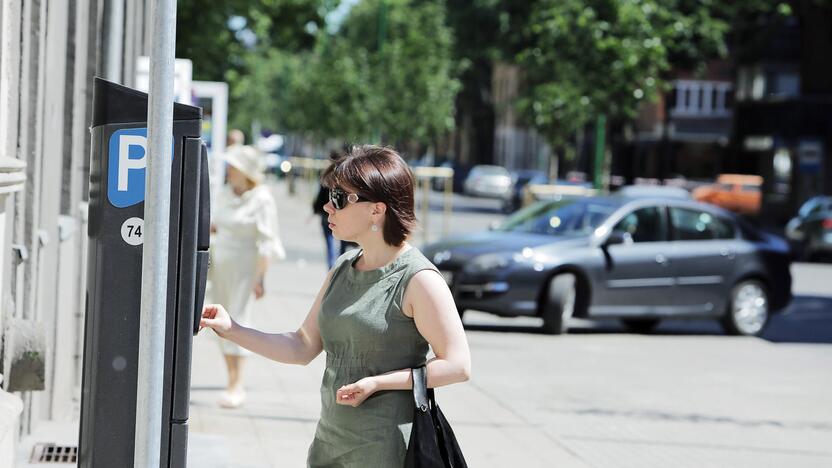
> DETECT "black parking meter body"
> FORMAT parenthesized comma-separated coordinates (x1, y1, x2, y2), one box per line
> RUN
(80, 78, 210, 467)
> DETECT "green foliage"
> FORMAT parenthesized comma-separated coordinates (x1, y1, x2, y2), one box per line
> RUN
(178, 0, 797, 151)
(514, 0, 740, 146)
(176, 0, 325, 82)
(230, 0, 459, 145)
(337, 0, 460, 143)
(177, 0, 328, 135)
(179, 0, 457, 145)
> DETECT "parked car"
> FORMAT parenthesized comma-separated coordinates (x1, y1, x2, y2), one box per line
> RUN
(692, 174, 762, 216)
(463, 165, 512, 199)
(785, 195, 832, 261)
(502, 170, 549, 213)
(423, 195, 792, 336)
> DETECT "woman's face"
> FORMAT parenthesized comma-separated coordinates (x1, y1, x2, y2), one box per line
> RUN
(323, 185, 381, 242)
(226, 165, 253, 193)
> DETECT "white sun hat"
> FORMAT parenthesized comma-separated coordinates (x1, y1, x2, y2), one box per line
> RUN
(224, 144, 265, 184)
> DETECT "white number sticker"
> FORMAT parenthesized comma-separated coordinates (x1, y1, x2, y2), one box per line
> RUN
(121, 217, 145, 246)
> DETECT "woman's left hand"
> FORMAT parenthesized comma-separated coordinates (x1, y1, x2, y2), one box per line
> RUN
(253, 281, 264, 300)
(336, 377, 378, 407)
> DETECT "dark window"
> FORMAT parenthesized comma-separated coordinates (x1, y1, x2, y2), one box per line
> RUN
(724, 89, 734, 109)
(670, 207, 735, 240)
(667, 86, 678, 109)
(613, 207, 666, 243)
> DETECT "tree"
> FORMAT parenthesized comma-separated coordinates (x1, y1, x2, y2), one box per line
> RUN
(330, 0, 461, 145)
(178, 0, 458, 148)
(176, 0, 329, 134)
(514, 0, 735, 147)
(444, 0, 533, 163)
(444, 0, 794, 165)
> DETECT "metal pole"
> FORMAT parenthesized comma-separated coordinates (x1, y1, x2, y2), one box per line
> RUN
(134, 0, 177, 466)
(373, 0, 387, 143)
(594, 114, 606, 190)
(104, 0, 125, 82)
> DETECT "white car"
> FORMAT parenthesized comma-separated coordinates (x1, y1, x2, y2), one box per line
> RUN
(463, 165, 512, 199)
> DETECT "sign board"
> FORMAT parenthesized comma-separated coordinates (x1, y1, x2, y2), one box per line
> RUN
(191, 81, 229, 199)
(107, 127, 174, 208)
(798, 140, 823, 174)
(135, 57, 193, 104)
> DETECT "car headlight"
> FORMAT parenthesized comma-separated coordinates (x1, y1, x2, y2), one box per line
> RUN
(465, 252, 515, 273)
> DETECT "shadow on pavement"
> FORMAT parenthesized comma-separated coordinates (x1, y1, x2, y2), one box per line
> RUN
(190, 385, 226, 391)
(761, 294, 832, 345)
(462, 294, 832, 344)
(462, 323, 548, 335)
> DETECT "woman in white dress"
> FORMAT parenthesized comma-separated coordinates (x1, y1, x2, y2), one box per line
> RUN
(208, 144, 285, 408)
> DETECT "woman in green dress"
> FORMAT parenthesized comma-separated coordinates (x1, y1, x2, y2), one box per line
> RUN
(200, 145, 472, 467)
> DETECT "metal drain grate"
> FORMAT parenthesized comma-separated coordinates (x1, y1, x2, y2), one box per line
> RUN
(30, 443, 78, 464)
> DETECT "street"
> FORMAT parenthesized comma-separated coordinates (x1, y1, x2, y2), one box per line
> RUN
(187, 179, 832, 468)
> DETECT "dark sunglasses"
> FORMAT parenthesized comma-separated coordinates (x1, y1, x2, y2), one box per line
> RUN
(329, 188, 370, 210)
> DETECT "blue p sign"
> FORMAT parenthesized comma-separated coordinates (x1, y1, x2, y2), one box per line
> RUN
(107, 128, 173, 208)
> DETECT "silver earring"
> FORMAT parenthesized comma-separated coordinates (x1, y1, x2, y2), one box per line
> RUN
(371, 224, 379, 232)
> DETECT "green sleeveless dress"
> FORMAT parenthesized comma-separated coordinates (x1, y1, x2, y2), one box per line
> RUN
(307, 247, 438, 468)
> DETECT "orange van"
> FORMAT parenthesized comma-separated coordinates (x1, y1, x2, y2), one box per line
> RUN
(692, 174, 763, 215)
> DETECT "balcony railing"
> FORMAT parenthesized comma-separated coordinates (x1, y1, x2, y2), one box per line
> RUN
(669, 80, 733, 118)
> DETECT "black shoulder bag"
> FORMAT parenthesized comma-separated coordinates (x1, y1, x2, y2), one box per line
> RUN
(404, 366, 468, 468)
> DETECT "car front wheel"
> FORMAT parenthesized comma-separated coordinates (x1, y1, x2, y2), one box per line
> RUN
(721, 279, 769, 336)
(541, 273, 576, 335)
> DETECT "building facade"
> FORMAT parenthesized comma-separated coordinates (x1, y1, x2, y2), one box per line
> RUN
(726, 6, 832, 225)
(0, 0, 151, 464)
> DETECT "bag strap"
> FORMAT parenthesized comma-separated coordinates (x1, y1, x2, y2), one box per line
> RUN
(411, 366, 430, 412)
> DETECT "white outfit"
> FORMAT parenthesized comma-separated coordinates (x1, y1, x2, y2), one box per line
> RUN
(207, 184, 285, 356)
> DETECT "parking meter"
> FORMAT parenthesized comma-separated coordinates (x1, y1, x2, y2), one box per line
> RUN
(79, 78, 210, 467)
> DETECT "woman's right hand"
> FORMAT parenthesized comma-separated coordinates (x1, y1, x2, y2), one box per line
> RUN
(200, 304, 233, 336)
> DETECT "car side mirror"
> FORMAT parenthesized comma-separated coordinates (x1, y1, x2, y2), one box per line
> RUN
(603, 231, 630, 248)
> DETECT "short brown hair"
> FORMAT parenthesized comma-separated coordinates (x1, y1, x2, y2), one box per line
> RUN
(321, 145, 417, 246)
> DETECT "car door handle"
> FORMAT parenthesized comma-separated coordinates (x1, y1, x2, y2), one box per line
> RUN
(655, 254, 669, 265)
(720, 248, 736, 259)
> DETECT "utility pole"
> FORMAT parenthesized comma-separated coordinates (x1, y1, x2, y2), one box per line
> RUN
(103, 0, 125, 83)
(594, 114, 606, 190)
(134, 0, 177, 466)
(377, 0, 388, 52)
(373, 0, 387, 143)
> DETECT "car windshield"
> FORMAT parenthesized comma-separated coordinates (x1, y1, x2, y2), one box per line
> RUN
(498, 198, 616, 235)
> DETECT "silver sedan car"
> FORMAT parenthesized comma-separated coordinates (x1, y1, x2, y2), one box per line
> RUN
(463, 165, 512, 199)
(423, 195, 793, 336)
